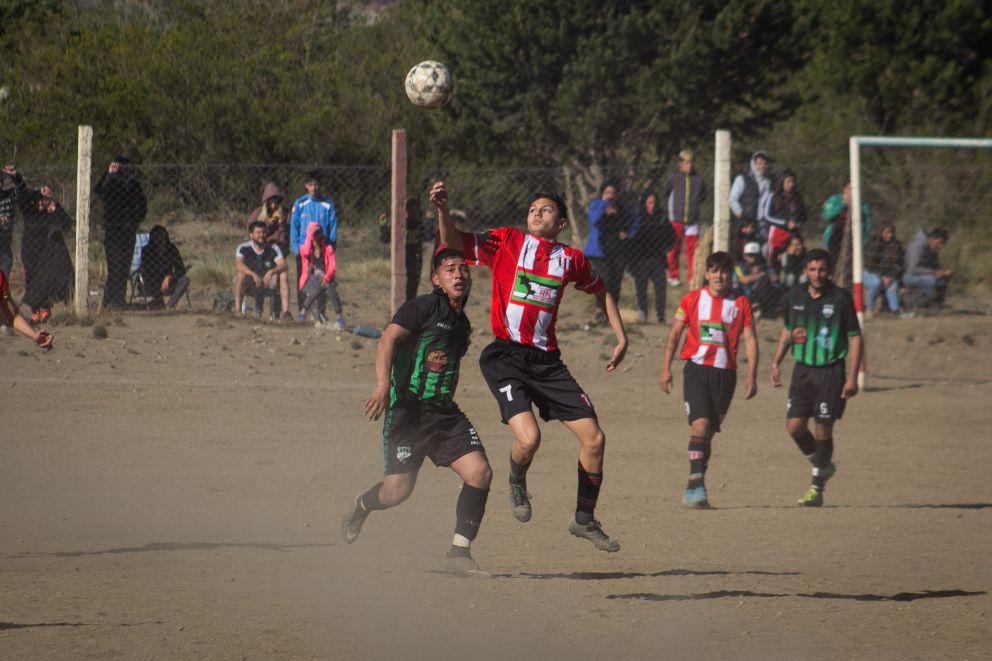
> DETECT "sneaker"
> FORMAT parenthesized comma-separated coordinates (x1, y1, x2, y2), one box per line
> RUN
(30, 311, 40, 324)
(444, 547, 491, 578)
(797, 487, 823, 507)
(296, 312, 307, 322)
(568, 518, 620, 552)
(336, 315, 346, 328)
(635, 309, 647, 323)
(508, 479, 532, 522)
(667, 278, 681, 287)
(40, 308, 51, 322)
(281, 311, 293, 322)
(682, 485, 710, 509)
(340, 496, 370, 543)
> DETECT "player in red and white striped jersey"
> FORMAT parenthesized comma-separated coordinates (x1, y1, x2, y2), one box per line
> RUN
(432, 181, 628, 553)
(0, 270, 53, 350)
(660, 251, 758, 508)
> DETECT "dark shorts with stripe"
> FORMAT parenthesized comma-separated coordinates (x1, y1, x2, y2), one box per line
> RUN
(682, 360, 737, 433)
(382, 401, 485, 475)
(787, 361, 847, 422)
(479, 339, 596, 424)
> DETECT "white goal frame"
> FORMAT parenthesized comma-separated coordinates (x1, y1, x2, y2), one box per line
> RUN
(849, 135, 992, 386)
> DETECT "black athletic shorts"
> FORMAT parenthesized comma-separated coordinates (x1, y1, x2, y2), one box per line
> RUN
(382, 401, 485, 474)
(478, 339, 596, 424)
(682, 360, 737, 433)
(787, 361, 847, 422)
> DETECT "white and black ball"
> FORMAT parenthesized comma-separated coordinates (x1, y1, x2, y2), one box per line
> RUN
(404, 60, 454, 109)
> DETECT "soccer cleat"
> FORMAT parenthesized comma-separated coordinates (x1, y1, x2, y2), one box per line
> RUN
(682, 485, 710, 509)
(443, 548, 491, 578)
(340, 496, 370, 543)
(568, 518, 620, 552)
(39, 308, 51, 322)
(508, 479, 532, 522)
(797, 487, 823, 507)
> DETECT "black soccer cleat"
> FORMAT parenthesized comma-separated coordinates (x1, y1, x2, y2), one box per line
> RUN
(443, 546, 492, 579)
(508, 479, 533, 523)
(340, 496, 370, 544)
(568, 518, 620, 553)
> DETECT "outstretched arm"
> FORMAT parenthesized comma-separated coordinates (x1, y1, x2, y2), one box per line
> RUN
(659, 319, 686, 393)
(364, 323, 411, 421)
(430, 180, 462, 252)
(1, 296, 52, 349)
(594, 289, 627, 373)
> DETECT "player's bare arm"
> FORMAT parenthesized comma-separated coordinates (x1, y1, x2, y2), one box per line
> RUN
(430, 180, 462, 252)
(595, 289, 627, 373)
(842, 334, 862, 400)
(1, 296, 53, 350)
(364, 323, 410, 421)
(770, 327, 791, 388)
(659, 318, 687, 394)
(742, 324, 759, 399)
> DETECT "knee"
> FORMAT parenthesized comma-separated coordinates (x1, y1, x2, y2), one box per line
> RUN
(786, 420, 807, 440)
(378, 482, 413, 507)
(515, 428, 541, 454)
(467, 463, 493, 489)
(584, 428, 606, 457)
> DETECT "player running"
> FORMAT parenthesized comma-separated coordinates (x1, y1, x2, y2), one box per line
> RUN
(340, 249, 493, 577)
(1, 269, 53, 350)
(770, 248, 862, 507)
(432, 181, 628, 553)
(660, 251, 758, 508)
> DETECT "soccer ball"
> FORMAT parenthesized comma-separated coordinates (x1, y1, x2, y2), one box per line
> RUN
(404, 61, 454, 109)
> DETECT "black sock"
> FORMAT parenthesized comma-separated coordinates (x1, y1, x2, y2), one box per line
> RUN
(575, 462, 603, 525)
(454, 483, 489, 542)
(811, 438, 834, 491)
(359, 482, 387, 511)
(792, 430, 816, 461)
(687, 435, 709, 489)
(509, 456, 531, 485)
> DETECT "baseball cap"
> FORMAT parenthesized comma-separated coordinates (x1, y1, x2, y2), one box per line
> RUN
(743, 242, 761, 256)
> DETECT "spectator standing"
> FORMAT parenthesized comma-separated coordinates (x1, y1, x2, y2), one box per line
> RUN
(630, 190, 676, 323)
(822, 182, 872, 267)
(862, 223, 903, 315)
(762, 169, 807, 269)
(94, 155, 147, 309)
(17, 182, 74, 321)
(298, 222, 345, 326)
(584, 181, 618, 279)
(904, 227, 951, 307)
(663, 149, 707, 285)
(597, 200, 632, 305)
(778, 234, 807, 291)
(290, 171, 338, 311)
(0, 165, 24, 278)
(249, 182, 290, 257)
(234, 221, 291, 319)
(139, 225, 189, 309)
(729, 151, 773, 256)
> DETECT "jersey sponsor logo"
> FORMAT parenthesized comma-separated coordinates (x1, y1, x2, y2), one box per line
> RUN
(425, 349, 449, 373)
(511, 268, 562, 309)
(792, 327, 808, 344)
(792, 304, 805, 311)
(436, 322, 452, 330)
(396, 446, 412, 463)
(699, 322, 727, 347)
(822, 303, 834, 318)
(816, 326, 833, 349)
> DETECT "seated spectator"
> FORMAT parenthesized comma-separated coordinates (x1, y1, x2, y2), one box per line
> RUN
(17, 182, 73, 322)
(298, 222, 345, 327)
(234, 221, 291, 319)
(778, 234, 807, 291)
(862, 223, 903, 316)
(761, 169, 806, 270)
(904, 227, 951, 308)
(735, 241, 780, 316)
(140, 225, 190, 309)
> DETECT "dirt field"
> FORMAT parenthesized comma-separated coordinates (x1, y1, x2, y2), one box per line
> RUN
(1, 280, 990, 660)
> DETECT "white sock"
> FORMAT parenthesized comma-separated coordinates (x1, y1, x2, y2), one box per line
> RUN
(451, 534, 471, 549)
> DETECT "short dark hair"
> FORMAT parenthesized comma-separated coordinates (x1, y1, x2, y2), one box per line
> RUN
(432, 247, 464, 270)
(304, 170, 321, 184)
(705, 251, 734, 273)
(248, 220, 266, 233)
(928, 228, 949, 241)
(529, 192, 567, 221)
(803, 248, 831, 267)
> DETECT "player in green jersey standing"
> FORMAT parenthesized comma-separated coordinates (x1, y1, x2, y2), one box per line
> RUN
(770, 248, 862, 507)
(340, 248, 492, 576)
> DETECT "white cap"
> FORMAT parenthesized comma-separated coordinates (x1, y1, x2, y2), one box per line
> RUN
(743, 242, 761, 255)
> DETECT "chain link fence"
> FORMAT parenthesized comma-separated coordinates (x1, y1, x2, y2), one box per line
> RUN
(1, 151, 989, 323)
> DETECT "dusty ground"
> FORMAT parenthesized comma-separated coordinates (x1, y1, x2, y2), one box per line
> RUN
(1, 275, 990, 660)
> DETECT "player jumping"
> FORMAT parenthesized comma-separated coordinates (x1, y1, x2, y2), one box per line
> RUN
(340, 248, 492, 577)
(660, 251, 758, 508)
(770, 248, 862, 507)
(432, 181, 628, 553)
(1, 270, 53, 350)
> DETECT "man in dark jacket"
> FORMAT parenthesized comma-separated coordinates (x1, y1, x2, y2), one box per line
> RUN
(729, 150, 772, 256)
(95, 155, 147, 309)
(0, 165, 24, 278)
(663, 149, 708, 285)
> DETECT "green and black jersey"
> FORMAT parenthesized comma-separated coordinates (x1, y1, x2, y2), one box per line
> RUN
(784, 282, 860, 366)
(389, 291, 471, 408)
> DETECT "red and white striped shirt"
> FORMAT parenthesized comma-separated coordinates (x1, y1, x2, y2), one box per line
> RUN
(462, 227, 603, 351)
(676, 287, 753, 370)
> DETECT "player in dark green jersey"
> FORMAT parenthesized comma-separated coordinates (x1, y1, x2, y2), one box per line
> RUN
(770, 249, 862, 507)
(341, 249, 492, 577)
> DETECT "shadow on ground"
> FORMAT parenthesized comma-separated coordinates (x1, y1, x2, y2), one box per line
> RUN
(9, 541, 334, 558)
(607, 589, 986, 602)
(494, 568, 800, 580)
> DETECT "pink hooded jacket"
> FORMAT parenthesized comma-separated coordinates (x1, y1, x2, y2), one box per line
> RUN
(299, 221, 337, 289)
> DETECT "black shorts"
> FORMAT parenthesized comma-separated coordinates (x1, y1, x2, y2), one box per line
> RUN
(479, 340, 596, 424)
(787, 362, 847, 422)
(682, 361, 737, 433)
(382, 401, 485, 474)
